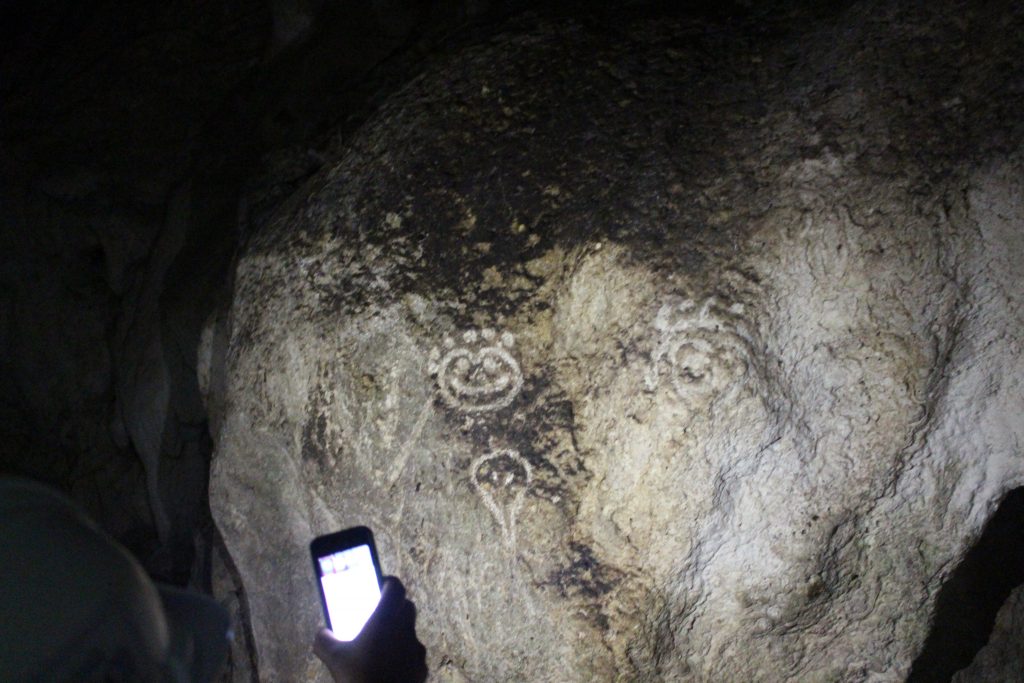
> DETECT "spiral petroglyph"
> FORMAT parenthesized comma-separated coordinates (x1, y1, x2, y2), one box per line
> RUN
(645, 297, 754, 408)
(428, 328, 523, 412)
(470, 448, 532, 549)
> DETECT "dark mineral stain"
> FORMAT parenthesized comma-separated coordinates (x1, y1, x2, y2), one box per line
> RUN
(546, 542, 624, 632)
(300, 387, 335, 473)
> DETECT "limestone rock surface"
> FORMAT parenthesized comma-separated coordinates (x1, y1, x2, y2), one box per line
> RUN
(208, 3, 1024, 680)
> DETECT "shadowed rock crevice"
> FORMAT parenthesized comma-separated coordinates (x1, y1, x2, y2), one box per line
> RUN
(909, 487, 1024, 682)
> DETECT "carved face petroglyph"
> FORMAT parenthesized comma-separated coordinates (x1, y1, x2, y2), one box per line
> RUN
(470, 449, 533, 549)
(645, 296, 755, 413)
(428, 328, 523, 412)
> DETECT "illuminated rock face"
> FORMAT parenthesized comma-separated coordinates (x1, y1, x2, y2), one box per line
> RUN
(206, 6, 1024, 681)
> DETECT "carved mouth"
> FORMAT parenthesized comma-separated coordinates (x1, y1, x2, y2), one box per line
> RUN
(671, 341, 714, 385)
(450, 373, 512, 395)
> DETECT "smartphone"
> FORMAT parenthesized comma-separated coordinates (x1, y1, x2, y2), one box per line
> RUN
(310, 526, 383, 641)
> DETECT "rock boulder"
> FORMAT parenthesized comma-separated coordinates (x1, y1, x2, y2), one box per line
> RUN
(208, 4, 1024, 680)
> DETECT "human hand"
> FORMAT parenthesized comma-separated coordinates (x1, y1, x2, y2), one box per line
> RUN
(313, 576, 428, 683)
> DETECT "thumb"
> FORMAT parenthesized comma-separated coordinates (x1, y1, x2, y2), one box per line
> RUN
(359, 577, 406, 636)
(313, 627, 352, 663)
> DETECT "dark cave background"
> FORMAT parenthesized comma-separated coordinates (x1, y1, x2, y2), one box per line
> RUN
(1, 1, 1020, 680)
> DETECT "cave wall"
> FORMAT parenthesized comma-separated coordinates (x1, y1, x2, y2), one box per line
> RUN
(1, 1, 1022, 681)
(0, 2, 536, 677)
(0, 0, 271, 582)
(0, 0, 530, 577)
(207, 1, 1024, 680)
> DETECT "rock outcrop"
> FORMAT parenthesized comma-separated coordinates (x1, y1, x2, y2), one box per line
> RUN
(208, 3, 1024, 680)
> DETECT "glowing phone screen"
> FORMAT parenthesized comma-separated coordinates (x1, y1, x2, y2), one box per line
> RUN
(317, 544, 381, 641)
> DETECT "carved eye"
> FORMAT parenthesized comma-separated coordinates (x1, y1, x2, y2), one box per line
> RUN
(679, 365, 706, 383)
(482, 356, 501, 374)
(454, 357, 471, 374)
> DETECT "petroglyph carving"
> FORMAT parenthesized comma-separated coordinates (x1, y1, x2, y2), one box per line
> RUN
(645, 297, 753, 407)
(470, 449, 532, 548)
(386, 397, 433, 487)
(428, 328, 523, 412)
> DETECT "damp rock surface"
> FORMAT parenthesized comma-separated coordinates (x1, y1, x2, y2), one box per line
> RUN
(208, 3, 1024, 680)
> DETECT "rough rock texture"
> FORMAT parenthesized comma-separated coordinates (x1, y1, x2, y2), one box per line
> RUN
(208, 3, 1024, 680)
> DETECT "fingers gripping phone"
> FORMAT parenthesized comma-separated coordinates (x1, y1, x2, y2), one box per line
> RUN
(310, 526, 383, 641)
